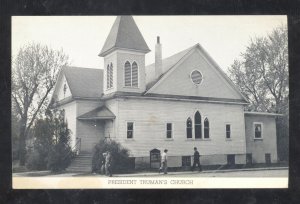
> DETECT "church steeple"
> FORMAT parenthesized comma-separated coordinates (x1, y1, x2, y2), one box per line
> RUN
(100, 16, 149, 95)
(99, 16, 150, 57)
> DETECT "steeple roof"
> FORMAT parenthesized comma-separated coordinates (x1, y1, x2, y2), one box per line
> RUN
(99, 16, 150, 57)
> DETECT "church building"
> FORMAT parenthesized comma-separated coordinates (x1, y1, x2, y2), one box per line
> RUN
(52, 16, 280, 171)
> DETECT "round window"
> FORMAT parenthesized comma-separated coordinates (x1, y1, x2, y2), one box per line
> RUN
(190, 70, 203, 85)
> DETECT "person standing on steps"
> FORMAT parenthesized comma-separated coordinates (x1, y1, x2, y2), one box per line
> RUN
(192, 147, 202, 172)
(159, 149, 168, 174)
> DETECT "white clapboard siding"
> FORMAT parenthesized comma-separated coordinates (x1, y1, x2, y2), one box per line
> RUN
(60, 101, 77, 147)
(111, 98, 246, 157)
(116, 52, 146, 93)
(77, 120, 104, 152)
(57, 75, 72, 101)
(148, 49, 243, 100)
(75, 100, 105, 151)
(245, 115, 277, 163)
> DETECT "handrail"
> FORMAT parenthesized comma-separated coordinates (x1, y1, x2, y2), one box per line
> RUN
(62, 138, 81, 162)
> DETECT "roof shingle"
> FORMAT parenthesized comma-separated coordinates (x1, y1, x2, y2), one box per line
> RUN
(63, 66, 103, 98)
(77, 105, 116, 120)
(99, 16, 150, 57)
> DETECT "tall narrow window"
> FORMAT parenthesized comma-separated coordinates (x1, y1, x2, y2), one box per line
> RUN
(106, 64, 110, 89)
(254, 123, 262, 139)
(186, 118, 192, 139)
(226, 124, 231, 139)
(194, 111, 202, 139)
(127, 122, 134, 139)
(109, 63, 113, 88)
(132, 62, 138, 87)
(204, 118, 209, 138)
(166, 123, 172, 139)
(124, 61, 131, 87)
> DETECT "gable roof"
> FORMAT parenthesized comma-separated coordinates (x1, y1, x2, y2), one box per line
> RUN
(99, 16, 150, 57)
(77, 105, 116, 120)
(145, 43, 248, 102)
(62, 66, 103, 99)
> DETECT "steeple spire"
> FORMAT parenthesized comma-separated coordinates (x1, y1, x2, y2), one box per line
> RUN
(99, 16, 150, 57)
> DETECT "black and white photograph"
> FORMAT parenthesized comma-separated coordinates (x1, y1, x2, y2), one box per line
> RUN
(11, 15, 288, 189)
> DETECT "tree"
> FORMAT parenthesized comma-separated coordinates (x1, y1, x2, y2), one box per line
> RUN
(47, 109, 72, 172)
(228, 25, 289, 161)
(12, 43, 69, 165)
(26, 109, 72, 171)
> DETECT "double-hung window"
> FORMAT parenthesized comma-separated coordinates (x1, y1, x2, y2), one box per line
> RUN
(254, 123, 263, 139)
(226, 124, 231, 139)
(127, 122, 134, 139)
(166, 123, 172, 139)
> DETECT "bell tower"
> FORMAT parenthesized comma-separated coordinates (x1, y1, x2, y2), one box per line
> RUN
(99, 16, 150, 95)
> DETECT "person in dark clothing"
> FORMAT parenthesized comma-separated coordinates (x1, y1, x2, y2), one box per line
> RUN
(192, 147, 202, 172)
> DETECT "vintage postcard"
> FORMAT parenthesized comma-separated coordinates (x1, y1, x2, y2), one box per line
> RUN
(11, 15, 288, 189)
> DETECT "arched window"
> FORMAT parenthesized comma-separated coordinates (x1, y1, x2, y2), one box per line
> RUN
(132, 61, 138, 87)
(186, 117, 192, 139)
(194, 111, 202, 139)
(106, 64, 110, 89)
(109, 63, 113, 88)
(204, 118, 209, 138)
(124, 61, 131, 87)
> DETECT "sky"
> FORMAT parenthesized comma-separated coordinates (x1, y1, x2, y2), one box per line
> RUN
(12, 16, 287, 72)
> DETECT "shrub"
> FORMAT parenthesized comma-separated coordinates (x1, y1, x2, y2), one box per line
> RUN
(26, 119, 53, 170)
(47, 143, 72, 172)
(26, 150, 47, 170)
(92, 138, 133, 173)
(47, 110, 72, 172)
(26, 109, 72, 172)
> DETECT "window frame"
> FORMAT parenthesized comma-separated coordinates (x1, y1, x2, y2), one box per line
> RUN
(126, 122, 134, 139)
(190, 69, 204, 85)
(186, 117, 193, 139)
(109, 63, 113, 89)
(166, 122, 173, 140)
(123, 60, 139, 88)
(203, 117, 210, 139)
(194, 111, 202, 139)
(253, 122, 263, 140)
(225, 123, 231, 139)
(106, 63, 113, 90)
(106, 64, 110, 90)
(131, 61, 139, 88)
(124, 61, 132, 87)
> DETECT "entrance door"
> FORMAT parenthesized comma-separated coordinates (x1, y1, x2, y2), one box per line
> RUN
(150, 149, 161, 169)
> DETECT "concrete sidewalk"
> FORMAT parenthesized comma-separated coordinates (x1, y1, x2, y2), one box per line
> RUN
(113, 166, 288, 177)
(13, 166, 288, 177)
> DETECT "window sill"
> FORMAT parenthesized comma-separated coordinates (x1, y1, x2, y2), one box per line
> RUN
(123, 86, 139, 89)
(254, 138, 263, 141)
(125, 138, 135, 141)
(225, 138, 232, 141)
(165, 138, 174, 141)
(186, 139, 211, 141)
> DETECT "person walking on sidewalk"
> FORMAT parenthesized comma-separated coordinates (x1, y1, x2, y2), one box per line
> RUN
(159, 149, 168, 174)
(192, 147, 202, 172)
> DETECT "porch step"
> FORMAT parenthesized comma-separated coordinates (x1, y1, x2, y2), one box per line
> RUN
(66, 152, 93, 173)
